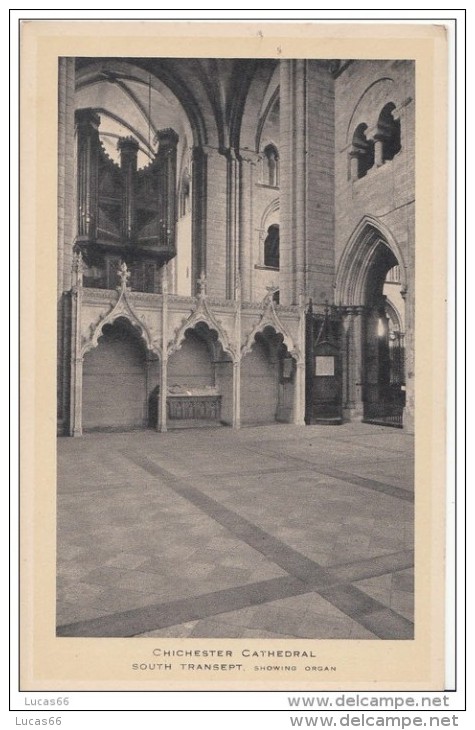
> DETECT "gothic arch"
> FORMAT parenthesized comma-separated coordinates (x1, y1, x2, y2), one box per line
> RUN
(168, 299, 236, 360)
(259, 197, 280, 230)
(241, 293, 301, 362)
(256, 86, 280, 153)
(82, 291, 160, 358)
(76, 58, 207, 148)
(384, 298, 404, 332)
(335, 216, 407, 306)
(346, 77, 396, 144)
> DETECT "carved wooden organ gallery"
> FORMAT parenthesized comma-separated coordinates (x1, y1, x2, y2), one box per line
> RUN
(75, 108, 178, 293)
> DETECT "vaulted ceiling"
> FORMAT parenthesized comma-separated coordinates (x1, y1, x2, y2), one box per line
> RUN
(75, 57, 279, 166)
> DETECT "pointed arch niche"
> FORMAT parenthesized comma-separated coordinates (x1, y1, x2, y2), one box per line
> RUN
(82, 316, 160, 431)
(241, 325, 296, 425)
(167, 321, 234, 426)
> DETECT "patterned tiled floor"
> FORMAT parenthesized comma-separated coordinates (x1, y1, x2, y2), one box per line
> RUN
(56, 423, 414, 639)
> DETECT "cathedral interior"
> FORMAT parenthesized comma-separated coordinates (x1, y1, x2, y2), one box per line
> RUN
(56, 57, 415, 640)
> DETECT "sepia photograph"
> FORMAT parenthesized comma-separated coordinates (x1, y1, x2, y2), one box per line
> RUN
(55, 55, 415, 642)
(18, 19, 449, 691)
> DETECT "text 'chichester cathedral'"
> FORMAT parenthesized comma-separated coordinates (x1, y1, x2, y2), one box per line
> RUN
(57, 58, 414, 436)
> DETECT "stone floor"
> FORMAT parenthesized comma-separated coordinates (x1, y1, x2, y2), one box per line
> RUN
(56, 423, 414, 640)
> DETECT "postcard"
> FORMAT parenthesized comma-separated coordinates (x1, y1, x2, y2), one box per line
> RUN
(19, 19, 448, 691)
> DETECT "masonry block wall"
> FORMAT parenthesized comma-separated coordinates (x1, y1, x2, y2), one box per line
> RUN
(334, 60, 415, 427)
(334, 61, 415, 279)
(280, 61, 336, 306)
(167, 332, 215, 390)
(240, 342, 279, 424)
(305, 61, 336, 305)
(82, 328, 152, 431)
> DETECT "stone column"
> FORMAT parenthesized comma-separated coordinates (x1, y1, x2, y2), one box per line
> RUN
(401, 285, 414, 432)
(342, 308, 354, 419)
(393, 97, 415, 433)
(69, 254, 84, 436)
(293, 361, 306, 425)
(239, 153, 258, 302)
(192, 146, 228, 299)
(373, 137, 384, 167)
(349, 151, 360, 181)
(350, 306, 366, 421)
(191, 145, 207, 293)
(232, 286, 242, 429)
(71, 356, 84, 437)
(367, 125, 383, 168)
(280, 60, 335, 306)
(158, 265, 168, 432)
(225, 149, 241, 300)
(279, 59, 306, 305)
(232, 360, 241, 429)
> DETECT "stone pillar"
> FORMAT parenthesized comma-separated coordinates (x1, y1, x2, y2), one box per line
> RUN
(279, 59, 306, 305)
(393, 97, 415, 433)
(367, 125, 383, 168)
(374, 137, 384, 167)
(192, 146, 228, 299)
(239, 153, 257, 302)
(293, 361, 306, 425)
(342, 309, 354, 419)
(401, 285, 414, 432)
(232, 360, 241, 429)
(71, 356, 84, 437)
(349, 151, 359, 181)
(350, 306, 366, 421)
(280, 60, 335, 306)
(158, 265, 168, 432)
(69, 254, 84, 436)
(226, 149, 241, 300)
(158, 356, 168, 432)
(191, 145, 207, 294)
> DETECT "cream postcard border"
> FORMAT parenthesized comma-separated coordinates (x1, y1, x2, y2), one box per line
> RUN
(19, 20, 448, 691)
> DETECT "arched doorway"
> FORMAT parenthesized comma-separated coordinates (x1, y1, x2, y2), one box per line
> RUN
(362, 249, 406, 426)
(336, 219, 407, 427)
(82, 317, 159, 431)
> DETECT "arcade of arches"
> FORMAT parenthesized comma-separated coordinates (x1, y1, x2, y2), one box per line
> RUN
(58, 58, 414, 436)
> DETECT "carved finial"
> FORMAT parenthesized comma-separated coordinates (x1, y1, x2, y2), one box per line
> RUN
(73, 250, 84, 286)
(197, 270, 207, 297)
(117, 261, 131, 290)
(265, 284, 278, 305)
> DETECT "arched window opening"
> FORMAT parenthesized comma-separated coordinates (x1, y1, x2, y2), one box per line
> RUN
(350, 123, 374, 179)
(263, 144, 279, 187)
(264, 224, 280, 269)
(376, 103, 401, 163)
